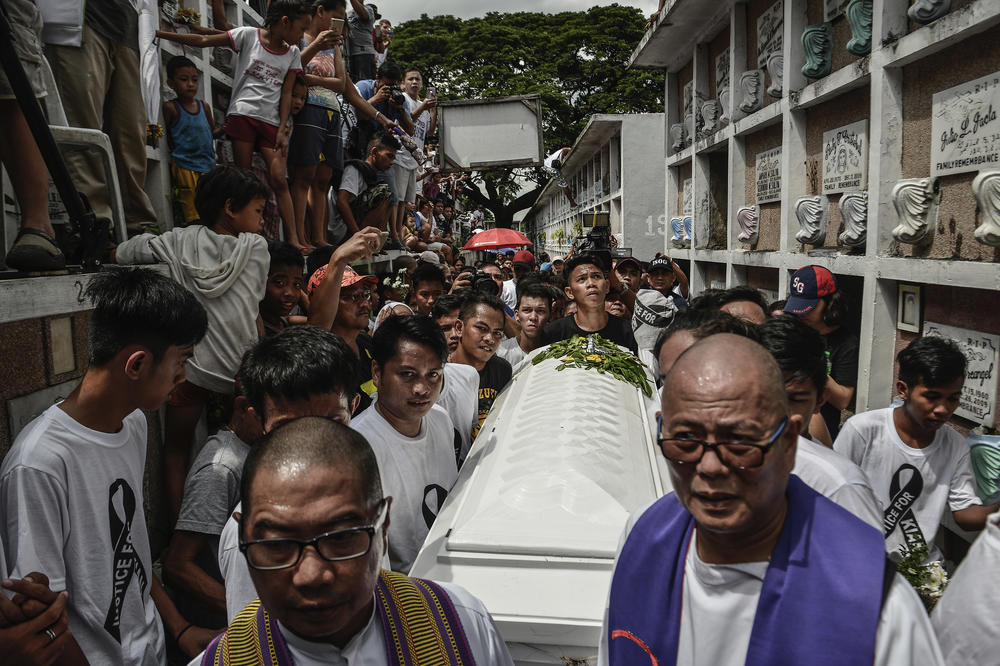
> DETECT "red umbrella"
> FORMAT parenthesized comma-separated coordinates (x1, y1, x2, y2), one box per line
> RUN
(462, 228, 533, 251)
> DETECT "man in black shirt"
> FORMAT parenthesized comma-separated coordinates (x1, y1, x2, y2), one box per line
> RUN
(449, 292, 512, 439)
(541, 253, 638, 355)
(783, 265, 858, 440)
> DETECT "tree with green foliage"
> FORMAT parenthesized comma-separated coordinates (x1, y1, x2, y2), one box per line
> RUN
(390, 5, 663, 227)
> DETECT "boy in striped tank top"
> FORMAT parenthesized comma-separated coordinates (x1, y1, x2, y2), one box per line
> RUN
(164, 56, 218, 225)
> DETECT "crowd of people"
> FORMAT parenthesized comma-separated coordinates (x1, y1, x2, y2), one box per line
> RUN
(3, 220, 1000, 663)
(1, 0, 479, 272)
(2, 1, 1000, 665)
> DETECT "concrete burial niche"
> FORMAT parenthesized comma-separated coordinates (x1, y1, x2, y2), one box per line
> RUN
(803, 91, 871, 249)
(744, 123, 782, 251)
(711, 30, 730, 125)
(900, 31, 1000, 261)
(746, 0, 783, 113)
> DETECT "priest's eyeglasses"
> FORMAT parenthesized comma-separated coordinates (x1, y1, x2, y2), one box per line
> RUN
(657, 416, 788, 470)
(240, 499, 388, 570)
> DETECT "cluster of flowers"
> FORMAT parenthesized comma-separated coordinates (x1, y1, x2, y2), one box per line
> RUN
(895, 545, 949, 611)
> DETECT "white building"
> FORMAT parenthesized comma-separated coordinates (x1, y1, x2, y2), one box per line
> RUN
(526, 114, 665, 261)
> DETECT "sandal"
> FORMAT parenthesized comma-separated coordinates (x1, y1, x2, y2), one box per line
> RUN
(5, 228, 67, 273)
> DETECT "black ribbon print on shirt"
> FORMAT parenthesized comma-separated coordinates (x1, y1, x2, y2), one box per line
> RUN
(422, 484, 449, 528)
(882, 463, 926, 550)
(103, 479, 149, 643)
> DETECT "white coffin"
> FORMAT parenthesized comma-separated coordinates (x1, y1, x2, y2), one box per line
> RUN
(410, 347, 672, 665)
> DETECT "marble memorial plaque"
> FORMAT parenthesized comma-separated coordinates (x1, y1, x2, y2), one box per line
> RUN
(716, 48, 730, 92)
(823, 120, 868, 194)
(682, 178, 693, 216)
(924, 321, 999, 427)
(755, 147, 782, 204)
(757, 1, 783, 69)
(932, 71, 1000, 177)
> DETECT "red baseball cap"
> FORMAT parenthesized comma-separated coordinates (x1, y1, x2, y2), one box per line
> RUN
(784, 265, 837, 315)
(307, 264, 377, 296)
(512, 250, 535, 266)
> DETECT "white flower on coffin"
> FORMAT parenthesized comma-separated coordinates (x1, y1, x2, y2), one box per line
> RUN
(919, 561, 948, 599)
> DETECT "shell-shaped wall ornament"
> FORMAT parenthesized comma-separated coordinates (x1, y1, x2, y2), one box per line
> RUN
(891, 178, 939, 245)
(845, 0, 873, 55)
(718, 87, 731, 126)
(739, 69, 765, 115)
(838, 191, 868, 247)
(971, 171, 1000, 247)
(737, 205, 759, 245)
(794, 195, 829, 245)
(669, 123, 687, 152)
(700, 100, 720, 136)
(908, 0, 951, 25)
(801, 23, 834, 79)
(766, 53, 784, 98)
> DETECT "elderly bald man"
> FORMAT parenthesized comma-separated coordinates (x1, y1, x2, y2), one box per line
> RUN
(599, 335, 942, 666)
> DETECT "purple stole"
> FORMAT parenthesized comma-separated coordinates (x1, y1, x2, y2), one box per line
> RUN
(607, 475, 886, 666)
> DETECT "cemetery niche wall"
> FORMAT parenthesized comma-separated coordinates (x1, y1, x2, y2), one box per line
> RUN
(633, 0, 1000, 418)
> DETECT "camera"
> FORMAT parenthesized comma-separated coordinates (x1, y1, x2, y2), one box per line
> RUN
(574, 226, 613, 272)
(389, 85, 406, 106)
(472, 271, 500, 296)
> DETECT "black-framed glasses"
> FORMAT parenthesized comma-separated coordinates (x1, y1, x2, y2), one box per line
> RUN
(239, 499, 388, 571)
(657, 416, 788, 470)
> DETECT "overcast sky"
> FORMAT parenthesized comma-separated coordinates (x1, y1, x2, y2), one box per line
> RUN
(384, 1, 659, 25)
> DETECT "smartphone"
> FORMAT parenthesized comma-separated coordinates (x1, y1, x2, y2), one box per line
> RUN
(427, 86, 437, 99)
(378, 231, 389, 252)
(329, 17, 345, 32)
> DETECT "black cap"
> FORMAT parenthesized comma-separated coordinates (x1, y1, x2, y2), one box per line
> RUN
(615, 256, 641, 272)
(648, 256, 673, 272)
